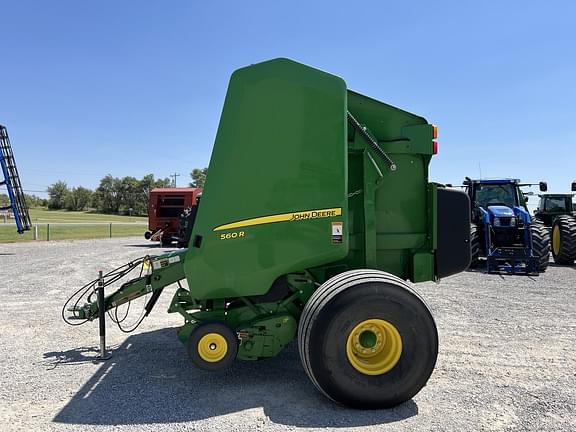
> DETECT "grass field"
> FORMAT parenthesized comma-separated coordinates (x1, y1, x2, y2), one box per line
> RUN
(0, 208, 147, 242)
(26, 208, 147, 224)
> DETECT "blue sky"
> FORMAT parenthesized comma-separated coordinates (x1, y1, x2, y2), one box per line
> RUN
(1, 1, 575, 209)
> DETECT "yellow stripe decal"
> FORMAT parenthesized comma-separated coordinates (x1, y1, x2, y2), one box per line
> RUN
(213, 207, 342, 231)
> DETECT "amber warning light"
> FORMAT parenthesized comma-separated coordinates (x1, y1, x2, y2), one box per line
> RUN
(432, 125, 438, 154)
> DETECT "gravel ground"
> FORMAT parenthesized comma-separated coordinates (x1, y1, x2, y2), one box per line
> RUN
(0, 238, 574, 432)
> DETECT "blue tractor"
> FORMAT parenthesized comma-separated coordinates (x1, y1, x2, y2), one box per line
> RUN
(465, 178, 550, 274)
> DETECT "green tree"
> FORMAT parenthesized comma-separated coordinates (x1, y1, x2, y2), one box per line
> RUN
(155, 177, 173, 188)
(65, 187, 93, 211)
(118, 176, 140, 214)
(91, 174, 175, 216)
(24, 194, 48, 207)
(94, 175, 121, 214)
(189, 167, 208, 188)
(136, 174, 156, 216)
(47, 180, 69, 209)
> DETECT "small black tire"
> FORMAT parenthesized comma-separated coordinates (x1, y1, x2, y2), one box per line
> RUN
(144, 231, 152, 240)
(530, 223, 550, 272)
(551, 216, 576, 265)
(298, 269, 438, 409)
(470, 223, 480, 267)
(187, 322, 238, 372)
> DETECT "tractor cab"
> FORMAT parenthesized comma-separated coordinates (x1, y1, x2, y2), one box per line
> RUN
(465, 178, 549, 274)
(534, 194, 575, 227)
(474, 181, 524, 211)
(466, 179, 532, 231)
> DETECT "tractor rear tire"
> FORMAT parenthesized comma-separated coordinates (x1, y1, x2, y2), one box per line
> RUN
(551, 216, 576, 265)
(187, 322, 238, 372)
(470, 224, 480, 267)
(298, 269, 438, 409)
(530, 223, 550, 272)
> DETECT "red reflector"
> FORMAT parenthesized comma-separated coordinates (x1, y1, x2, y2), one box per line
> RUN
(432, 140, 438, 155)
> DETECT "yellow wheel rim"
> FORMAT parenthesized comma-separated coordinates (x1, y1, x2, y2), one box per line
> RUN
(346, 318, 402, 375)
(553, 224, 561, 256)
(197, 333, 228, 363)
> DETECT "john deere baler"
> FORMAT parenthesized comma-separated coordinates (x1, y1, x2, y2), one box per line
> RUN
(66, 58, 471, 408)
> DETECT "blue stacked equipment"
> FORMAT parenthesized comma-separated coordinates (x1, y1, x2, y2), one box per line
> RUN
(0, 125, 31, 234)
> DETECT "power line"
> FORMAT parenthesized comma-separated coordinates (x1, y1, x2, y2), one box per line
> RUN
(0, 188, 46, 193)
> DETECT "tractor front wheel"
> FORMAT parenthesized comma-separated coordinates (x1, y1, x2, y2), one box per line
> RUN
(298, 270, 438, 408)
(530, 223, 550, 272)
(551, 216, 576, 265)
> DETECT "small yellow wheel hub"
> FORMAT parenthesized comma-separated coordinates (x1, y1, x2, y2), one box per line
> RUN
(553, 224, 561, 256)
(346, 318, 402, 375)
(197, 333, 228, 363)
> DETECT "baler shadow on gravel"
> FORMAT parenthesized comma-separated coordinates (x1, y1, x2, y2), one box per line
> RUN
(64, 58, 471, 409)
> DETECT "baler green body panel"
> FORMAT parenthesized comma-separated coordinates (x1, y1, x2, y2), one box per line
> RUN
(342, 91, 436, 282)
(184, 58, 437, 299)
(183, 59, 349, 299)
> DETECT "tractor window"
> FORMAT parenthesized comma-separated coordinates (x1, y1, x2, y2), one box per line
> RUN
(475, 184, 517, 208)
(544, 197, 568, 212)
(518, 189, 527, 209)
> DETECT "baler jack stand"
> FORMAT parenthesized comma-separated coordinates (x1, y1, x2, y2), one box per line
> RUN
(96, 271, 112, 361)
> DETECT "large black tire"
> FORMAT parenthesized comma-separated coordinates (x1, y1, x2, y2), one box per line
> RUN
(551, 216, 576, 265)
(187, 322, 238, 372)
(298, 270, 438, 409)
(530, 223, 550, 272)
(470, 223, 480, 267)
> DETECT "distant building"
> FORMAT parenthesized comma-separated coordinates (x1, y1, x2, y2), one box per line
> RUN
(0, 209, 14, 219)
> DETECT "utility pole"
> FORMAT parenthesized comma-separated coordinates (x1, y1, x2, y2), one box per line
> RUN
(170, 172, 180, 188)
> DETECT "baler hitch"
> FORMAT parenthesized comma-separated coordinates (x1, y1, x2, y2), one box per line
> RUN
(62, 251, 186, 332)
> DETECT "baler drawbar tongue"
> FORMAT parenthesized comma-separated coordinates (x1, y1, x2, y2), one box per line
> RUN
(63, 251, 187, 328)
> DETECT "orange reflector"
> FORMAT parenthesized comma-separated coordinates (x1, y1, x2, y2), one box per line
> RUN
(432, 125, 438, 139)
(433, 140, 438, 155)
